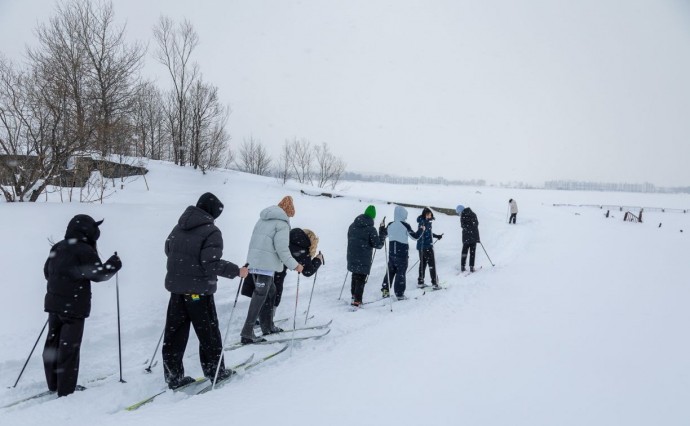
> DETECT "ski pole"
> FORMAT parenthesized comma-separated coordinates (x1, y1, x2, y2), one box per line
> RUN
(115, 253, 125, 383)
(363, 248, 377, 284)
(144, 328, 164, 373)
(291, 274, 301, 356)
(384, 240, 393, 312)
(406, 237, 440, 274)
(212, 263, 248, 390)
(479, 242, 495, 267)
(304, 258, 320, 325)
(11, 319, 48, 388)
(337, 271, 349, 300)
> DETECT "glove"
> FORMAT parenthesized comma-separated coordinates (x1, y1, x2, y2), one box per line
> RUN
(106, 254, 122, 271)
(436, 234, 443, 240)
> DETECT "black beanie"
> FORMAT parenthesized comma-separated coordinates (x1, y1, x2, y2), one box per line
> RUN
(196, 192, 224, 219)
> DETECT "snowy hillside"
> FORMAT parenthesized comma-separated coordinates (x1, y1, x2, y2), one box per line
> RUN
(1, 161, 689, 426)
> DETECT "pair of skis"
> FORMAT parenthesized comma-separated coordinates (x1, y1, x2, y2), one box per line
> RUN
(226, 320, 333, 351)
(1, 374, 111, 409)
(125, 345, 287, 411)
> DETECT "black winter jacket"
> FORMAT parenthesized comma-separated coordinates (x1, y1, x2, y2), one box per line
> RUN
(241, 228, 322, 302)
(165, 206, 240, 295)
(460, 208, 480, 244)
(347, 214, 386, 275)
(44, 216, 120, 318)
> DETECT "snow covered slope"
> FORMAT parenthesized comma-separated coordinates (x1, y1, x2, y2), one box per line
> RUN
(1, 161, 689, 425)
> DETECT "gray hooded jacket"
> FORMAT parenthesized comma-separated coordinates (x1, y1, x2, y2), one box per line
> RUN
(246, 206, 299, 272)
(387, 206, 423, 257)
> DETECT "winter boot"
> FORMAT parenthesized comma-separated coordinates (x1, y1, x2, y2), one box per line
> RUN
(168, 376, 196, 390)
(461, 265, 466, 273)
(213, 368, 236, 383)
(241, 335, 267, 344)
(351, 300, 362, 307)
(396, 295, 408, 301)
(432, 283, 441, 290)
(381, 288, 390, 298)
(470, 266, 475, 273)
(416, 283, 427, 289)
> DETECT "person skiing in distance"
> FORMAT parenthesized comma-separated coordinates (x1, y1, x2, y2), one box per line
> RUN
(347, 205, 387, 307)
(509, 199, 518, 224)
(241, 196, 304, 343)
(381, 205, 424, 300)
(43, 215, 122, 397)
(457, 205, 481, 272)
(416, 207, 443, 289)
(162, 193, 248, 389)
(241, 228, 323, 328)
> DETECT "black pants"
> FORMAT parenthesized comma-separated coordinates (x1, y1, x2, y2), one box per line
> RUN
(382, 254, 408, 297)
(162, 293, 224, 384)
(417, 247, 437, 285)
(461, 243, 477, 268)
(351, 272, 367, 303)
(43, 313, 85, 397)
(509, 213, 517, 224)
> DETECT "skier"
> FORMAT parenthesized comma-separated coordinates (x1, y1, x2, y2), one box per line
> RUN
(381, 206, 424, 300)
(509, 199, 518, 224)
(416, 207, 443, 289)
(240, 196, 304, 344)
(162, 193, 248, 389)
(347, 205, 387, 306)
(241, 227, 324, 331)
(457, 205, 481, 272)
(42, 214, 122, 397)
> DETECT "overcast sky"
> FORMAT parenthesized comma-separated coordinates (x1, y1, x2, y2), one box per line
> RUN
(1, 0, 690, 186)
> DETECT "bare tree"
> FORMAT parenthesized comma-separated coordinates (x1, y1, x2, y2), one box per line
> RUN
(314, 142, 346, 189)
(236, 136, 272, 176)
(132, 80, 165, 159)
(287, 137, 313, 184)
(28, 0, 93, 149)
(0, 54, 87, 202)
(275, 139, 294, 184)
(188, 78, 230, 172)
(153, 16, 199, 166)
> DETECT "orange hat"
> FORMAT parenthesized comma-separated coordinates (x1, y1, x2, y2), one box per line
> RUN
(278, 196, 295, 217)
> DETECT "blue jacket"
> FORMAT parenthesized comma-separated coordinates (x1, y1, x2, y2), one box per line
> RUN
(387, 206, 422, 257)
(416, 208, 442, 250)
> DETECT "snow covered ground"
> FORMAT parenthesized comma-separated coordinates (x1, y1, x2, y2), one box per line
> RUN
(1, 161, 689, 425)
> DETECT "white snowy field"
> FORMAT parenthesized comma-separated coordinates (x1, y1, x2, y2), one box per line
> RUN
(1, 161, 689, 426)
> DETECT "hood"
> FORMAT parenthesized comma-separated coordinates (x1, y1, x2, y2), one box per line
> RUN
(290, 228, 311, 251)
(394, 205, 408, 222)
(260, 205, 290, 223)
(352, 213, 374, 229)
(177, 206, 214, 231)
(421, 207, 435, 220)
(196, 192, 224, 219)
(65, 214, 102, 244)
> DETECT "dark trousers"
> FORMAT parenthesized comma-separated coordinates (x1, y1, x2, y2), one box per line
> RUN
(417, 247, 437, 285)
(461, 243, 477, 268)
(162, 293, 224, 384)
(382, 255, 409, 297)
(241, 274, 277, 338)
(43, 313, 85, 397)
(351, 272, 367, 303)
(509, 213, 517, 224)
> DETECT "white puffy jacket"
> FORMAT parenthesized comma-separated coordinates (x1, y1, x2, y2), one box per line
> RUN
(246, 206, 299, 272)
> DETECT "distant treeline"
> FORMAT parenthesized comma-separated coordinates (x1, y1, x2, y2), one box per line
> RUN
(342, 172, 486, 187)
(341, 173, 689, 194)
(544, 180, 690, 194)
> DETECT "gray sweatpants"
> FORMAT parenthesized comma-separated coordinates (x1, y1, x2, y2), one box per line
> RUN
(240, 274, 277, 339)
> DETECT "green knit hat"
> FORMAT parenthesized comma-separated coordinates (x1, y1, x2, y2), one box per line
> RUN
(364, 205, 376, 219)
